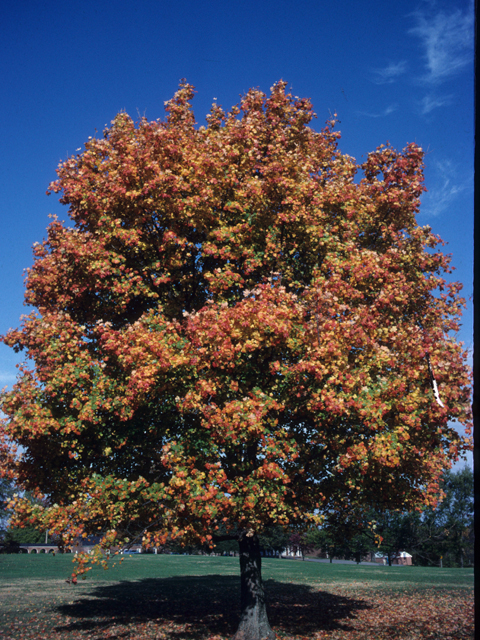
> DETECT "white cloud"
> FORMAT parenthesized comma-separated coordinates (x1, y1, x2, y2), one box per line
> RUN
(372, 61, 408, 84)
(421, 158, 473, 217)
(357, 104, 398, 118)
(420, 93, 453, 114)
(408, 4, 474, 84)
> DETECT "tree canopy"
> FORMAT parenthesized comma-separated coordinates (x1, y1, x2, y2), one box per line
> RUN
(0, 81, 471, 638)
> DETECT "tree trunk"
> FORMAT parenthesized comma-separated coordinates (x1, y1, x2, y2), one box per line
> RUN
(232, 530, 275, 640)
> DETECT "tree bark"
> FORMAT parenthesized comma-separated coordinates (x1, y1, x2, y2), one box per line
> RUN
(232, 530, 275, 640)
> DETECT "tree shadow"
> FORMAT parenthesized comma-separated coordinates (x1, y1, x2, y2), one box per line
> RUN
(54, 575, 371, 638)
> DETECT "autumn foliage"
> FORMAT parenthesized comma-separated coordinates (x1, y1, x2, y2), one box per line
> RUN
(0, 81, 472, 635)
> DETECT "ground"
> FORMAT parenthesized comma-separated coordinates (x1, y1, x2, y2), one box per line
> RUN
(0, 555, 473, 639)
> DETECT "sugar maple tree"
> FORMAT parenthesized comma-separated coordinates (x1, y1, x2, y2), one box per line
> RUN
(0, 82, 471, 639)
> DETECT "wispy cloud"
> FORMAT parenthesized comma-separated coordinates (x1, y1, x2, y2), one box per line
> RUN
(420, 93, 453, 114)
(408, 4, 474, 84)
(357, 104, 398, 118)
(421, 159, 473, 217)
(372, 61, 408, 84)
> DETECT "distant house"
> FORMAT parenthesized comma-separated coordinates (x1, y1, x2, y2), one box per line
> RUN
(281, 546, 302, 558)
(71, 537, 145, 555)
(71, 535, 104, 554)
(120, 544, 143, 554)
(392, 551, 413, 565)
(374, 551, 413, 565)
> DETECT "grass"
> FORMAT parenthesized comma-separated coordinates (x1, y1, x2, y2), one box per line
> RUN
(0, 554, 474, 639)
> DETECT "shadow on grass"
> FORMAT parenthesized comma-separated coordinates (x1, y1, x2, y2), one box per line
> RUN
(55, 575, 371, 638)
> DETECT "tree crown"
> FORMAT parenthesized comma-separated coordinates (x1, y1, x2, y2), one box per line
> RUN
(1, 82, 471, 566)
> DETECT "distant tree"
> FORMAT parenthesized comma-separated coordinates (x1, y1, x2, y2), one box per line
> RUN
(3, 526, 46, 545)
(345, 531, 373, 564)
(412, 467, 474, 567)
(301, 527, 323, 550)
(1, 486, 50, 552)
(439, 467, 474, 567)
(340, 467, 474, 567)
(307, 527, 345, 562)
(287, 530, 318, 559)
(311, 517, 376, 563)
(0, 82, 471, 639)
(258, 526, 289, 557)
(354, 509, 418, 565)
(0, 477, 14, 536)
(212, 537, 239, 555)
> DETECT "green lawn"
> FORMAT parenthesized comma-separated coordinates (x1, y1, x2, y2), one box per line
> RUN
(0, 554, 474, 639)
(0, 553, 474, 588)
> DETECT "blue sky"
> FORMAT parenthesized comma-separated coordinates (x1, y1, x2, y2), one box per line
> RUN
(0, 0, 474, 462)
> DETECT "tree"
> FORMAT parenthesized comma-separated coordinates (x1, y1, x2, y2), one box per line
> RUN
(436, 467, 474, 567)
(410, 466, 474, 567)
(347, 509, 418, 565)
(288, 530, 315, 559)
(0, 82, 471, 639)
(3, 526, 46, 545)
(304, 527, 332, 561)
(334, 467, 474, 567)
(309, 514, 379, 563)
(258, 525, 289, 557)
(0, 477, 14, 540)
